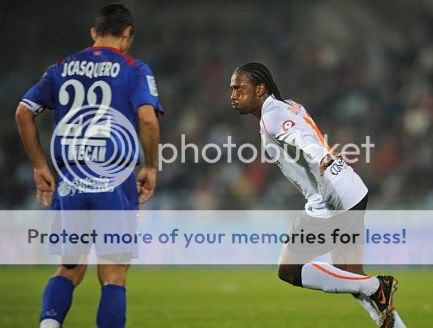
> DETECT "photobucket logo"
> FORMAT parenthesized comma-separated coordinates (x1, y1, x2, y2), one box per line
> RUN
(158, 134, 375, 170)
(50, 105, 139, 192)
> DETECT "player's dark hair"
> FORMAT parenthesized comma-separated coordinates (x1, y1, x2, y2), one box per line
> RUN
(235, 62, 285, 101)
(94, 3, 134, 37)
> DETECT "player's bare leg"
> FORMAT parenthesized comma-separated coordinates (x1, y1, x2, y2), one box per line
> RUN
(55, 264, 88, 286)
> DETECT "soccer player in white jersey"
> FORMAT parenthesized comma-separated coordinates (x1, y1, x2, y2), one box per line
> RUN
(229, 62, 405, 328)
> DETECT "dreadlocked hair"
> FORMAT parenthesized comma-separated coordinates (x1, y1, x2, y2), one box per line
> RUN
(235, 62, 286, 102)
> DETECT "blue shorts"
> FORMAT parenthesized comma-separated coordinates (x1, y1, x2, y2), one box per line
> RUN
(49, 166, 139, 260)
(51, 166, 138, 211)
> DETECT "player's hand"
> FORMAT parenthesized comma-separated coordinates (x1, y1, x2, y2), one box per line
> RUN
(34, 165, 56, 208)
(136, 166, 157, 204)
(320, 152, 342, 176)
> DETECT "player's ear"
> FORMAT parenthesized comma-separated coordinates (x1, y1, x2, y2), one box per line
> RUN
(256, 84, 266, 97)
(90, 27, 97, 41)
(123, 26, 133, 39)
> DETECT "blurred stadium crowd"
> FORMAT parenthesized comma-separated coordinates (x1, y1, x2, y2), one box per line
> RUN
(0, 0, 432, 209)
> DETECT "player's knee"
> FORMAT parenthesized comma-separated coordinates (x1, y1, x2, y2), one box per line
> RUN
(63, 264, 78, 270)
(102, 275, 126, 286)
(56, 264, 87, 286)
(278, 264, 303, 287)
(98, 265, 128, 287)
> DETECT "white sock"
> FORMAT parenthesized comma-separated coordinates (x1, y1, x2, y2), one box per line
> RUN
(301, 262, 379, 296)
(354, 293, 379, 321)
(392, 311, 406, 328)
(354, 294, 406, 328)
(40, 319, 60, 328)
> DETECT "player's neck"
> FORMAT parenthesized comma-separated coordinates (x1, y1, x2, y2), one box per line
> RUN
(251, 107, 261, 119)
(251, 93, 268, 119)
(93, 36, 124, 53)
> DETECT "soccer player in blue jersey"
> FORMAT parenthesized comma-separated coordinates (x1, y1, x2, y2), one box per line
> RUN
(15, 4, 162, 327)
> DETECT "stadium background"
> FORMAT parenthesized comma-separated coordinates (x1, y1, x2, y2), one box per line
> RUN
(1, 0, 432, 210)
(0, 0, 432, 327)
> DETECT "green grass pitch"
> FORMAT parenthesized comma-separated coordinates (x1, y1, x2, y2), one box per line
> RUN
(0, 267, 432, 327)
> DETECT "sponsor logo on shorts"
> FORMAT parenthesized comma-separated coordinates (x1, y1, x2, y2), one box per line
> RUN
(57, 178, 115, 197)
(58, 180, 76, 197)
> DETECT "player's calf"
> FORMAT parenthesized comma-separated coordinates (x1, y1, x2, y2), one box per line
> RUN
(279, 261, 381, 296)
(55, 264, 87, 286)
(334, 264, 366, 276)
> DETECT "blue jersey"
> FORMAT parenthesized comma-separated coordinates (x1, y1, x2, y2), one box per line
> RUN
(21, 46, 163, 166)
(21, 46, 163, 210)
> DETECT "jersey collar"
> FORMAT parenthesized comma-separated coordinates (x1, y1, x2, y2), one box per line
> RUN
(87, 46, 124, 55)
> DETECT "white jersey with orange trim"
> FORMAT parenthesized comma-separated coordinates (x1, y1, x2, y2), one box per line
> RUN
(260, 96, 368, 218)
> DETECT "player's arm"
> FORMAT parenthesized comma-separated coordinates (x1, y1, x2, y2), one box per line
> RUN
(131, 62, 164, 204)
(265, 109, 341, 176)
(263, 108, 328, 169)
(136, 105, 160, 204)
(15, 104, 55, 207)
(16, 66, 56, 207)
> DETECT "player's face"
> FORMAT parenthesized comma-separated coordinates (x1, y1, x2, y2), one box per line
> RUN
(230, 72, 261, 115)
(120, 26, 134, 54)
(120, 36, 133, 53)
